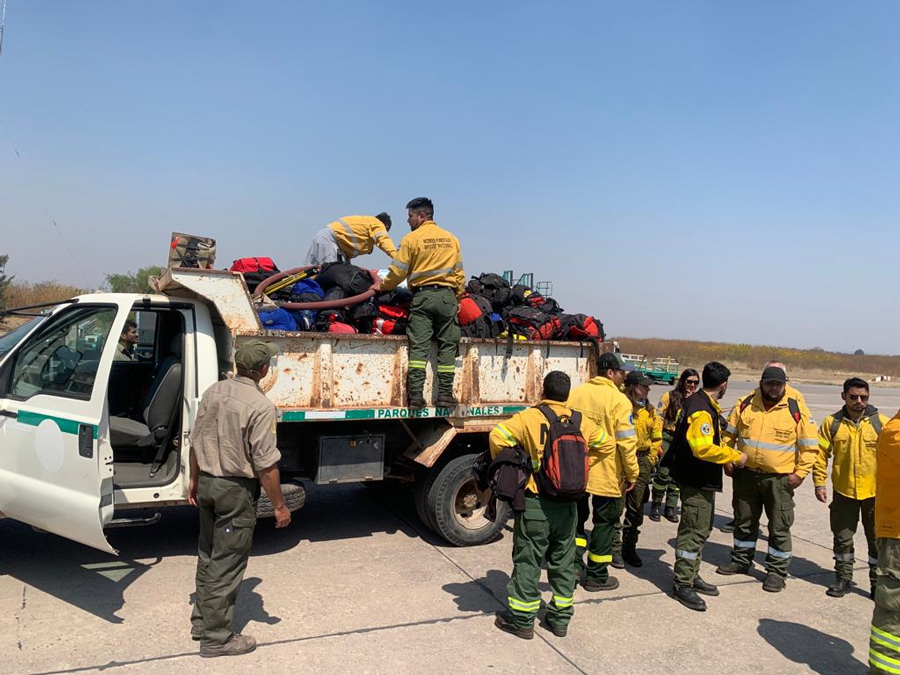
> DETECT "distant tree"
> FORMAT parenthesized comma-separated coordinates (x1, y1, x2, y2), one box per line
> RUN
(0, 255, 13, 310)
(104, 266, 165, 294)
(854, 349, 865, 356)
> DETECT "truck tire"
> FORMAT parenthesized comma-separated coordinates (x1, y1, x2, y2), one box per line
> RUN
(426, 453, 509, 546)
(256, 482, 306, 519)
(414, 464, 441, 532)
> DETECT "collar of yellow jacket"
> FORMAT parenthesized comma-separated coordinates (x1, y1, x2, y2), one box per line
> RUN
(588, 376, 619, 390)
(537, 399, 570, 412)
(414, 220, 438, 232)
(699, 388, 722, 413)
(747, 389, 792, 411)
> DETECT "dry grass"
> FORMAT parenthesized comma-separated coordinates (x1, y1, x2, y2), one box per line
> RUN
(614, 337, 900, 378)
(5, 281, 85, 310)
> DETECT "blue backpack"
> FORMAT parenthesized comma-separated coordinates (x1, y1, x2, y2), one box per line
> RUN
(289, 279, 325, 301)
(258, 307, 297, 331)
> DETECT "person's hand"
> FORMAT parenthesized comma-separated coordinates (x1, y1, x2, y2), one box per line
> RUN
(737, 452, 748, 468)
(787, 473, 804, 490)
(623, 481, 635, 493)
(274, 505, 291, 529)
(724, 463, 735, 477)
(815, 486, 828, 503)
(188, 475, 199, 507)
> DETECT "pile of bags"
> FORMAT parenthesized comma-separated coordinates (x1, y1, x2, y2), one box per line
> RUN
(459, 273, 604, 342)
(230, 258, 603, 342)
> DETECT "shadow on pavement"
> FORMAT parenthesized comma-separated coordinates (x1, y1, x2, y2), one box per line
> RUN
(442, 569, 507, 613)
(188, 576, 281, 634)
(757, 618, 867, 675)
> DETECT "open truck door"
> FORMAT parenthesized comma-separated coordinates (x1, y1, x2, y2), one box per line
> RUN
(0, 299, 134, 553)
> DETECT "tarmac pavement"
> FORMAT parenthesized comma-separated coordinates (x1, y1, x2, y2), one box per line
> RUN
(2, 380, 898, 675)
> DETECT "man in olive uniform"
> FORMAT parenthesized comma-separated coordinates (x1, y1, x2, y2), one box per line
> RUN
(188, 340, 291, 658)
(379, 197, 465, 408)
(491, 371, 607, 639)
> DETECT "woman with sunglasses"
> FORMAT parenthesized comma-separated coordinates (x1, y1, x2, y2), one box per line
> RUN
(650, 369, 700, 523)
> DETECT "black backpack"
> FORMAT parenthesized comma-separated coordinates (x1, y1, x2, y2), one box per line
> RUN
(458, 293, 505, 338)
(466, 273, 512, 312)
(506, 307, 560, 341)
(829, 405, 883, 439)
(535, 405, 589, 501)
(316, 262, 374, 297)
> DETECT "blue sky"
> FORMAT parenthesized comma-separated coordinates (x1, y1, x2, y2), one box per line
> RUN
(1, 2, 898, 353)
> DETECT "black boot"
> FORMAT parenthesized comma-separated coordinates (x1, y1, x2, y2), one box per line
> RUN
(826, 578, 852, 598)
(611, 552, 625, 569)
(664, 506, 679, 523)
(623, 548, 643, 568)
(763, 572, 786, 593)
(649, 500, 662, 522)
(673, 585, 707, 612)
(693, 576, 720, 597)
(494, 612, 534, 640)
(407, 391, 426, 409)
(434, 392, 458, 408)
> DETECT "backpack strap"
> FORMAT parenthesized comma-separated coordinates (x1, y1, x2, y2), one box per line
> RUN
(787, 398, 802, 424)
(536, 403, 559, 425)
(867, 405, 883, 434)
(738, 394, 754, 414)
(829, 408, 845, 442)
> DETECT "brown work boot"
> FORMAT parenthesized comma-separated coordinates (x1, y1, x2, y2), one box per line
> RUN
(494, 612, 534, 640)
(407, 392, 426, 409)
(199, 634, 257, 658)
(434, 393, 458, 408)
(582, 576, 619, 592)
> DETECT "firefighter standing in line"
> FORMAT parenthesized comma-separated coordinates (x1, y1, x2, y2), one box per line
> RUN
(188, 340, 291, 658)
(568, 351, 639, 591)
(868, 408, 900, 675)
(379, 197, 465, 408)
(716, 365, 818, 592)
(650, 369, 699, 523)
(304, 213, 397, 265)
(491, 371, 608, 640)
(620, 371, 663, 567)
(669, 362, 746, 611)
(814, 377, 889, 598)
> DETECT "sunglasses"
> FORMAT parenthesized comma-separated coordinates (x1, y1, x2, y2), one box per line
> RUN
(685, 380, 699, 386)
(848, 394, 869, 401)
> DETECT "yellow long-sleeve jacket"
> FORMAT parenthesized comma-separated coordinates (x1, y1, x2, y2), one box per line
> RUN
(634, 404, 663, 465)
(657, 391, 680, 433)
(379, 221, 465, 297)
(489, 401, 608, 494)
(683, 391, 743, 466)
(328, 215, 398, 259)
(876, 409, 900, 539)
(723, 391, 819, 477)
(814, 409, 888, 500)
(567, 377, 639, 497)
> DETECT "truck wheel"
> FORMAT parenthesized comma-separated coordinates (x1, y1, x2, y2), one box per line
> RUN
(414, 464, 441, 532)
(426, 453, 508, 546)
(256, 482, 306, 519)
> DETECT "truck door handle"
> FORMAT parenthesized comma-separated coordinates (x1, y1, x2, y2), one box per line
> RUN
(0, 410, 16, 418)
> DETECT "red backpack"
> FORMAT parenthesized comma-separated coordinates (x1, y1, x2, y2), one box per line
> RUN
(557, 313, 605, 340)
(230, 257, 278, 274)
(506, 307, 560, 341)
(458, 293, 505, 338)
(535, 405, 589, 501)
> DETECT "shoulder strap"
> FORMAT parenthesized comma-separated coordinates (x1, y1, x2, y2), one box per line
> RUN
(536, 403, 559, 425)
(788, 398, 802, 424)
(867, 405, 883, 434)
(829, 409, 845, 441)
(569, 410, 582, 430)
(739, 394, 754, 413)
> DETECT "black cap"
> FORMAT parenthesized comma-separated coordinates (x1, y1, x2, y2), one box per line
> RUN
(625, 371, 653, 387)
(406, 197, 433, 211)
(597, 352, 634, 372)
(761, 365, 787, 383)
(375, 212, 391, 230)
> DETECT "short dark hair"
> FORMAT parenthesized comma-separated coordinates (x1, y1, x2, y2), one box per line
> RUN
(843, 377, 869, 394)
(122, 320, 137, 334)
(702, 361, 730, 389)
(406, 197, 434, 218)
(543, 370, 571, 402)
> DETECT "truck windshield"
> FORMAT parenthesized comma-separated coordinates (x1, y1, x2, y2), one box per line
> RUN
(0, 317, 47, 358)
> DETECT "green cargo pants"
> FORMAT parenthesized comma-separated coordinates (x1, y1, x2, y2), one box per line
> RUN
(831, 492, 878, 586)
(870, 539, 900, 674)
(673, 485, 715, 588)
(576, 495, 621, 584)
(651, 432, 681, 509)
(507, 494, 578, 629)
(730, 468, 795, 578)
(191, 473, 258, 647)
(622, 453, 653, 551)
(406, 287, 460, 398)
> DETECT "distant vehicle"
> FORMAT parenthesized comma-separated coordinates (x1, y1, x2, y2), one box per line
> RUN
(620, 354, 680, 385)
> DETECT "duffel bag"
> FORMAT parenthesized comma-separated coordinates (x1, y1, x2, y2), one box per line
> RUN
(230, 257, 280, 294)
(557, 313, 605, 340)
(525, 293, 564, 315)
(465, 273, 511, 312)
(316, 262, 374, 296)
(506, 306, 559, 341)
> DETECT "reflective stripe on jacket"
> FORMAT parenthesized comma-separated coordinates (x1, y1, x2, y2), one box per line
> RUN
(328, 215, 398, 259)
(876, 411, 900, 538)
(379, 221, 465, 296)
(814, 410, 887, 500)
(723, 391, 818, 477)
(567, 377, 639, 497)
(489, 400, 608, 494)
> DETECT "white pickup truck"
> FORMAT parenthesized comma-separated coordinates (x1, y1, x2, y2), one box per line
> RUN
(0, 266, 601, 553)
